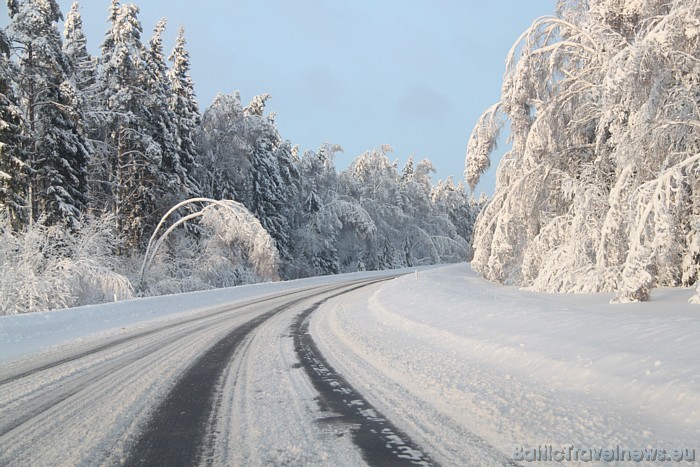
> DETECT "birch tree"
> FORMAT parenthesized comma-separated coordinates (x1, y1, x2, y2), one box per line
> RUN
(466, 0, 700, 302)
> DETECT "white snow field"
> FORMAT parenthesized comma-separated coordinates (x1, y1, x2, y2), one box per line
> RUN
(1, 263, 698, 466)
(312, 263, 700, 465)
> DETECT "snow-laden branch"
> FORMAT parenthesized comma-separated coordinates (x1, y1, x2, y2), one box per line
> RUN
(140, 198, 280, 290)
(466, 0, 700, 301)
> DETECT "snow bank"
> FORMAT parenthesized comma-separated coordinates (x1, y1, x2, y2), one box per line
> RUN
(374, 264, 700, 427)
(312, 263, 700, 465)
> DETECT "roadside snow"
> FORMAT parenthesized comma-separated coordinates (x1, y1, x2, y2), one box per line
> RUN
(0, 268, 426, 365)
(311, 263, 700, 465)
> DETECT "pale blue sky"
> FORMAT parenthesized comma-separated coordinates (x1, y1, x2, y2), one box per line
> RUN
(2, 1, 556, 194)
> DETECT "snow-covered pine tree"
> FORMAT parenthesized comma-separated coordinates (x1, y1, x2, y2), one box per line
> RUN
(273, 139, 301, 276)
(289, 144, 345, 277)
(194, 93, 249, 202)
(97, 1, 163, 251)
(78, 2, 113, 217)
(0, 28, 26, 230)
(63, 1, 96, 103)
(62, 1, 98, 196)
(62, 1, 98, 157)
(7, 0, 89, 229)
(168, 26, 200, 197)
(242, 95, 295, 270)
(143, 18, 186, 218)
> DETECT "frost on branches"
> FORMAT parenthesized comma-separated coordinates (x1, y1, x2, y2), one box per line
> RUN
(466, 0, 700, 302)
(0, 0, 485, 314)
(0, 214, 133, 315)
(139, 198, 280, 295)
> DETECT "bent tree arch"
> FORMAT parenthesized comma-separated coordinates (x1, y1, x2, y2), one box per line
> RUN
(139, 198, 280, 290)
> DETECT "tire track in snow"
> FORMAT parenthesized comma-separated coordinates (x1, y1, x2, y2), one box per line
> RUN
(293, 286, 437, 467)
(0, 284, 353, 465)
(125, 279, 394, 466)
(0, 294, 293, 438)
(124, 298, 305, 466)
(309, 282, 524, 467)
(201, 280, 393, 465)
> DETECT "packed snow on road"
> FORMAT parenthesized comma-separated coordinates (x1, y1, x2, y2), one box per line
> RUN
(1, 263, 698, 465)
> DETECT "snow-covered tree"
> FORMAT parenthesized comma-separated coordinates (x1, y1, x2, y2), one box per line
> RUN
(399, 157, 457, 265)
(338, 146, 401, 270)
(143, 18, 186, 217)
(97, 1, 163, 250)
(7, 0, 89, 229)
(139, 198, 280, 294)
(243, 97, 296, 268)
(0, 213, 133, 315)
(0, 28, 26, 230)
(466, 0, 700, 302)
(288, 143, 345, 277)
(168, 26, 200, 196)
(63, 1, 96, 102)
(431, 177, 481, 259)
(195, 93, 247, 202)
(273, 139, 302, 273)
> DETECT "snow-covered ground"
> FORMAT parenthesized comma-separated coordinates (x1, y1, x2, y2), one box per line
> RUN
(312, 263, 700, 465)
(0, 268, 424, 365)
(2, 263, 698, 465)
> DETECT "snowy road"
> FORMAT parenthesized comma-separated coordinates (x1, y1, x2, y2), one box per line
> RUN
(3, 264, 697, 466)
(0, 275, 441, 466)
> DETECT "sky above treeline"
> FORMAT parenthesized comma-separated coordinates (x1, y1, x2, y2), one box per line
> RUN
(1, 0, 556, 195)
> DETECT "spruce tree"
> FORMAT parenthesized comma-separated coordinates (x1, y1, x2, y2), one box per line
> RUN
(242, 97, 293, 265)
(144, 18, 185, 216)
(7, 0, 89, 229)
(98, 1, 159, 250)
(0, 28, 26, 229)
(63, 1, 96, 97)
(168, 26, 200, 196)
(274, 139, 301, 276)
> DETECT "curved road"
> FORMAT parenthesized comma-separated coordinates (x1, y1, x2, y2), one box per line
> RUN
(0, 277, 436, 466)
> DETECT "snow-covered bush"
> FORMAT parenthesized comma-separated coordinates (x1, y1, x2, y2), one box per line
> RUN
(0, 214, 134, 315)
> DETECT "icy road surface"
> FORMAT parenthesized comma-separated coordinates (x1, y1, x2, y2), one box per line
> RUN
(0, 273, 445, 466)
(1, 263, 699, 466)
